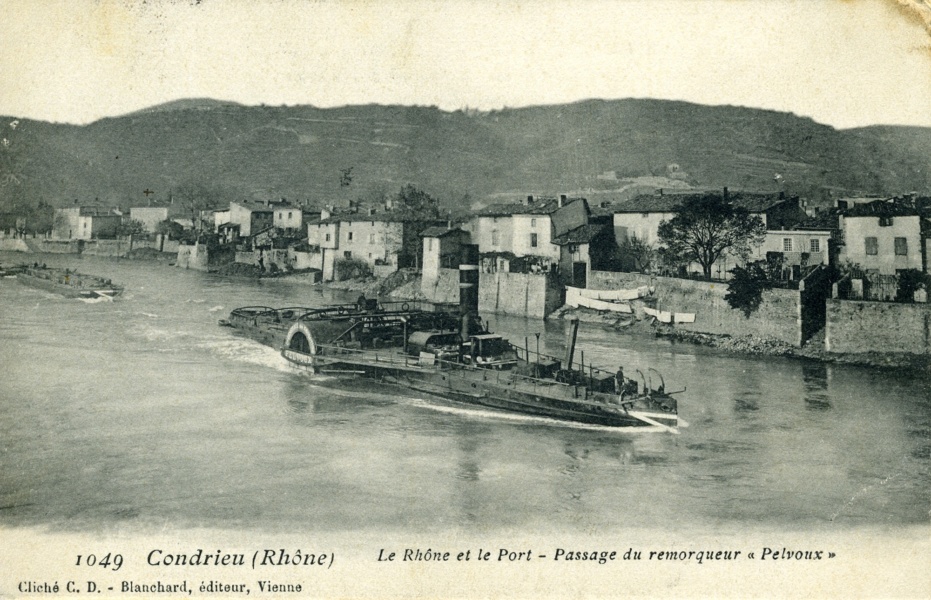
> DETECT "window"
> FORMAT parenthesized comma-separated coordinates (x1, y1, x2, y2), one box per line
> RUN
(865, 237, 878, 256)
(288, 211, 293, 220)
(427, 238, 433, 251)
(491, 230, 499, 245)
(783, 238, 793, 252)
(348, 232, 353, 241)
(531, 218, 537, 228)
(530, 233, 538, 248)
(809, 238, 820, 253)
(894, 237, 908, 256)
(879, 216, 893, 227)
(369, 233, 375, 243)
(325, 233, 331, 242)
(344, 251, 352, 258)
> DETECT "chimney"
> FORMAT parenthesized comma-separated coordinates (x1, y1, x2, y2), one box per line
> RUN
(659, 188, 664, 196)
(321, 208, 331, 220)
(368, 207, 377, 217)
(558, 194, 567, 207)
(459, 244, 480, 342)
(524, 195, 534, 206)
(723, 187, 729, 201)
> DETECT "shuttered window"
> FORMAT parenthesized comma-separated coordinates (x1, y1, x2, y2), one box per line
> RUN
(894, 237, 908, 256)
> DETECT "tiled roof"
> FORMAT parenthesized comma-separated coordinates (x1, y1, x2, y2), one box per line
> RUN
(477, 197, 585, 217)
(842, 199, 921, 218)
(551, 224, 607, 245)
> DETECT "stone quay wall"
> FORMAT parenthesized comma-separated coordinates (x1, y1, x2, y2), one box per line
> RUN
(825, 299, 931, 355)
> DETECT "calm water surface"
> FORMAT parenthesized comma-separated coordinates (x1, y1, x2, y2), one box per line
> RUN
(1, 253, 929, 534)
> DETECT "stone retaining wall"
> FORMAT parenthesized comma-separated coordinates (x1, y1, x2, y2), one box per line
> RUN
(825, 299, 931, 355)
(589, 270, 802, 345)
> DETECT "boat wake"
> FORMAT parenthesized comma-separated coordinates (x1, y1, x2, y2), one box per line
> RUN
(406, 398, 673, 433)
(78, 295, 114, 304)
(200, 338, 299, 373)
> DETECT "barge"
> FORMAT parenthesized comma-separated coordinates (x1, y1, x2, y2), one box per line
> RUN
(16, 265, 123, 299)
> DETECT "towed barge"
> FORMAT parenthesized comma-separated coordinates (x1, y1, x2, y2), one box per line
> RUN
(220, 246, 681, 430)
(15, 265, 123, 299)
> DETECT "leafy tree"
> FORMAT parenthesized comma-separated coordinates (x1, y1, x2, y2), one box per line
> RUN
(155, 219, 184, 239)
(391, 184, 441, 219)
(895, 269, 931, 303)
(619, 235, 655, 272)
(725, 262, 769, 317)
(334, 256, 373, 281)
(116, 219, 147, 237)
(657, 194, 766, 279)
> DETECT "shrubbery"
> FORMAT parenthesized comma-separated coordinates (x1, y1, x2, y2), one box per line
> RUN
(725, 262, 769, 317)
(334, 257, 372, 281)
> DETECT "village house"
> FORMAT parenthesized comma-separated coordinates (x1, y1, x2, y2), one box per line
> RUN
(551, 223, 615, 288)
(421, 226, 470, 286)
(611, 189, 818, 278)
(228, 200, 277, 238)
(52, 206, 122, 240)
(273, 202, 320, 235)
(305, 206, 444, 280)
(838, 199, 926, 276)
(212, 207, 232, 231)
(463, 194, 589, 272)
(129, 206, 169, 233)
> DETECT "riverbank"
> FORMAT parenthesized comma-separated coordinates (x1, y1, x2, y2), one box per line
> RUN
(553, 305, 931, 374)
(277, 267, 427, 299)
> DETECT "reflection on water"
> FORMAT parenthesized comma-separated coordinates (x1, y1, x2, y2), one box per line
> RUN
(0, 254, 929, 534)
(803, 362, 832, 410)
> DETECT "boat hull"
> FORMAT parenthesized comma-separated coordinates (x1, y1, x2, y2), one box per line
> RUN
(284, 348, 678, 429)
(16, 272, 123, 298)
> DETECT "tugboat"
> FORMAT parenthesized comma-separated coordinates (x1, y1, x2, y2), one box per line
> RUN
(15, 264, 123, 299)
(220, 246, 682, 430)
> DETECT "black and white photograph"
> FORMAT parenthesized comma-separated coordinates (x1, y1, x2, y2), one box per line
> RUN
(1, 1, 929, 597)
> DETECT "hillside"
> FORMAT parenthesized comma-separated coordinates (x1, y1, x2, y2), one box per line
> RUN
(1, 99, 929, 214)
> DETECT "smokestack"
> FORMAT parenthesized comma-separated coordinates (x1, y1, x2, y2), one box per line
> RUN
(563, 318, 580, 370)
(459, 244, 479, 341)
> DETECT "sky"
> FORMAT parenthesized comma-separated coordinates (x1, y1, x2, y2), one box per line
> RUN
(1, 0, 929, 129)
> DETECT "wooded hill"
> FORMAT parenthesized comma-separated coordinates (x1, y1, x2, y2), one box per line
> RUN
(2, 98, 929, 215)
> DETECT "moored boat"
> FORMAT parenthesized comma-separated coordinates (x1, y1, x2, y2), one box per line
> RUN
(15, 265, 123, 299)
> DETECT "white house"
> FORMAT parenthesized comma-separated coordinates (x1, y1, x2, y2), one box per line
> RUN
(839, 202, 924, 275)
(463, 195, 589, 269)
(129, 206, 169, 233)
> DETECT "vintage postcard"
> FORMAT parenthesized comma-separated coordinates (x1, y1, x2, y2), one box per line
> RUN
(1, 1, 929, 598)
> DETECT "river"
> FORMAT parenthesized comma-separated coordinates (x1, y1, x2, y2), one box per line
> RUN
(1, 253, 929, 535)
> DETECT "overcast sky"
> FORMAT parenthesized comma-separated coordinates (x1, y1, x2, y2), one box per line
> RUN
(1, 0, 929, 128)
